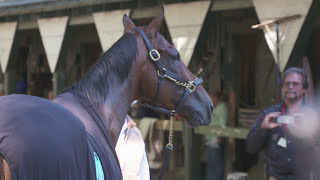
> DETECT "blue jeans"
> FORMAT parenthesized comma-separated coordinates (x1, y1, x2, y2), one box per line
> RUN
(206, 145, 224, 180)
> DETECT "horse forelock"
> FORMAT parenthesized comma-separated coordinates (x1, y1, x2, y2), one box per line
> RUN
(73, 33, 138, 106)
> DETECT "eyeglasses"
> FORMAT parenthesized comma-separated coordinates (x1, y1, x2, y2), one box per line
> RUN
(283, 81, 302, 88)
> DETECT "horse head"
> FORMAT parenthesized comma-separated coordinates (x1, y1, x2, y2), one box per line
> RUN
(123, 7, 213, 127)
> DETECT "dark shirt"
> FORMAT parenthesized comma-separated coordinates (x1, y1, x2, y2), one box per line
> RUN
(246, 103, 318, 180)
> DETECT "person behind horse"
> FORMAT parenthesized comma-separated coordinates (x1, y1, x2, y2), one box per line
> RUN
(205, 91, 228, 180)
(246, 67, 320, 180)
(115, 115, 150, 180)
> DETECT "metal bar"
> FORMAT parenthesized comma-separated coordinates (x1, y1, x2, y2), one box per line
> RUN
(251, 14, 301, 29)
(276, 22, 282, 102)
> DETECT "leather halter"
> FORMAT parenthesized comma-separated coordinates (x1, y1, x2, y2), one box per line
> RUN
(132, 27, 203, 117)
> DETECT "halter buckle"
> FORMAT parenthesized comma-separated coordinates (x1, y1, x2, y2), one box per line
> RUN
(157, 68, 166, 78)
(149, 49, 160, 61)
(186, 81, 196, 93)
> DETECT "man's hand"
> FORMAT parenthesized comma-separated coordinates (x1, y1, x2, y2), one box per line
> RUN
(261, 112, 281, 129)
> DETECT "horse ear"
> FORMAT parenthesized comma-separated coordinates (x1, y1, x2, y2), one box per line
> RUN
(147, 6, 164, 34)
(123, 14, 136, 32)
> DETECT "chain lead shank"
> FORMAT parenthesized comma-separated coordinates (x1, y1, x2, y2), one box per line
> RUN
(166, 116, 174, 150)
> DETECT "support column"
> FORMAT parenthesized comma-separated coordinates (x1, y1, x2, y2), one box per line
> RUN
(183, 124, 202, 180)
(52, 28, 70, 97)
(52, 62, 65, 97)
(183, 124, 193, 180)
(4, 70, 15, 95)
(223, 32, 240, 176)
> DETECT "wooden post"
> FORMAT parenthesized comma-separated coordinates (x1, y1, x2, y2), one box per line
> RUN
(4, 69, 16, 95)
(183, 124, 202, 180)
(223, 32, 240, 176)
(192, 133, 203, 179)
(52, 29, 71, 97)
(183, 124, 193, 180)
(53, 67, 65, 97)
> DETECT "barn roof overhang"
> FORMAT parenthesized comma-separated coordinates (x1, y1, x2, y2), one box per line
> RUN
(0, 0, 255, 21)
(0, 0, 133, 18)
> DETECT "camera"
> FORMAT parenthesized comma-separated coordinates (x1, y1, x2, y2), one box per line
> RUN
(277, 115, 295, 124)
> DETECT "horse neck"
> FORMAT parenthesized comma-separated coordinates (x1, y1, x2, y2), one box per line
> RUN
(98, 58, 145, 143)
(99, 80, 136, 144)
(72, 33, 140, 143)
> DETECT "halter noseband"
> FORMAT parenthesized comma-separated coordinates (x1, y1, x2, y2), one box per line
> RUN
(132, 27, 203, 117)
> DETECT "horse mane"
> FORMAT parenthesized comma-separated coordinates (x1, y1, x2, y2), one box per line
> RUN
(72, 33, 138, 106)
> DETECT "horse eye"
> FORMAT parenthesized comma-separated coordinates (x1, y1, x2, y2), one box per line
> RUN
(168, 48, 180, 60)
(172, 51, 180, 60)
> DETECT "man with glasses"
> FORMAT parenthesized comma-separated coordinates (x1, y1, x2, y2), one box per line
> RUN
(246, 67, 319, 180)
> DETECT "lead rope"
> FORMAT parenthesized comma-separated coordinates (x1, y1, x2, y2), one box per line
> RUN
(167, 116, 174, 149)
(157, 116, 174, 180)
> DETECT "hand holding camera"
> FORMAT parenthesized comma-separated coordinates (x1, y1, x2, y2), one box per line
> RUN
(261, 111, 307, 130)
(261, 112, 281, 129)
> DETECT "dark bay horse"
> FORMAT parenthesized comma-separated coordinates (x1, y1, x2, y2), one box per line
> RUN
(0, 8, 213, 180)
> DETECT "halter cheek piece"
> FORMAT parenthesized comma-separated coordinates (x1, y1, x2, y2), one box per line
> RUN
(132, 27, 203, 117)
